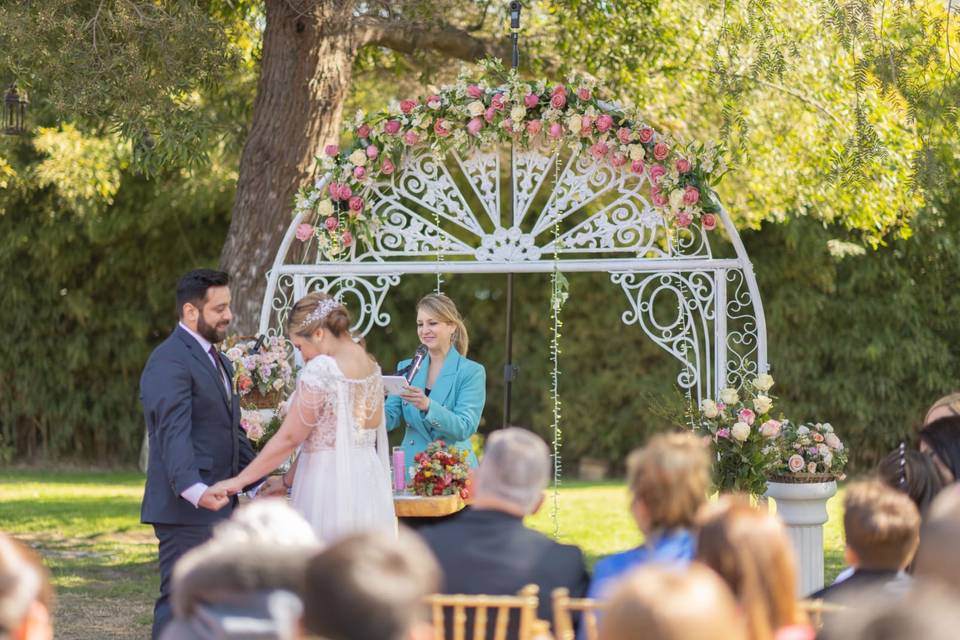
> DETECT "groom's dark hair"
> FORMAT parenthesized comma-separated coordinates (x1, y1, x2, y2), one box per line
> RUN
(303, 529, 439, 640)
(176, 269, 230, 318)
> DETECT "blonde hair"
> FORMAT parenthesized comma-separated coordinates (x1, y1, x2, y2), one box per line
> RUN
(627, 432, 710, 530)
(600, 563, 747, 640)
(0, 533, 53, 635)
(288, 292, 351, 338)
(417, 293, 469, 356)
(924, 393, 960, 425)
(843, 480, 920, 571)
(696, 500, 805, 640)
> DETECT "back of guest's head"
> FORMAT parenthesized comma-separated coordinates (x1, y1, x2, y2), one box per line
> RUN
(918, 416, 960, 482)
(599, 563, 747, 640)
(474, 427, 550, 514)
(913, 487, 960, 593)
(924, 392, 960, 425)
(302, 529, 440, 640)
(843, 480, 920, 571)
(0, 533, 53, 640)
(819, 583, 960, 640)
(877, 446, 944, 519)
(696, 500, 802, 640)
(211, 499, 319, 548)
(627, 432, 710, 531)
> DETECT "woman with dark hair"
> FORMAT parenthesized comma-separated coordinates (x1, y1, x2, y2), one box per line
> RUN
(877, 444, 945, 519)
(918, 416, 960, 485)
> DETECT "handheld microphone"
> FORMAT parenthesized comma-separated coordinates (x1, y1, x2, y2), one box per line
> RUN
(404, 344, 429, 384)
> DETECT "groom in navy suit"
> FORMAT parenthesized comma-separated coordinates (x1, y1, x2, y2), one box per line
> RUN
(140, 269, 260, 639)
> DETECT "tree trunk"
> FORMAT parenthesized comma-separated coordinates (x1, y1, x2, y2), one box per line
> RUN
(221, 0, 356, 334)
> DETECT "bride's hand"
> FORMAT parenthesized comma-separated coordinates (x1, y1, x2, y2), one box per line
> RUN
(210, 477, 245, 496)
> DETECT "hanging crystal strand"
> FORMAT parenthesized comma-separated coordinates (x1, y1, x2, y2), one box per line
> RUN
(433, 208, 444, 293)
(550, 142, 564, 540)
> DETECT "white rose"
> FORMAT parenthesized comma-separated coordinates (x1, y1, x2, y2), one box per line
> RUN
(467, 100, 485, 117)
(824, 433, 842, 450)
(753, 374, 774, 392)
(822, 423, 834, 433)
(796, 426, 810, 436)
(700, 399, 719, 419)
(823, 452, 834, 468)
(566, 115, 582, 134)
(510, 105, 526, 122)
(669, 189, 685, 211)
(629, 144, 646, 161)
(349, 149, 367, 167)
(731, 421, 750, 442)
(788, 454, 805, 473)
(225, 347, 243, 362)
(817, 443, 830, 456)
(753, 395, 773, 414)
(807, 462, 818, 474)
(719, 387, 739, 406)
(317, 199, 334, 217)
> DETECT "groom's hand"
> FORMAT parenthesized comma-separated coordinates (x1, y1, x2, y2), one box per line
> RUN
(198, 487, 229, 511)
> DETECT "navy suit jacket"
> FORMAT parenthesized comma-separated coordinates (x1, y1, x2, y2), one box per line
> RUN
(140, 326, 256, 526)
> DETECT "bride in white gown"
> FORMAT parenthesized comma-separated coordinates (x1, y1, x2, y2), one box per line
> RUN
(212, 293, 396, 543)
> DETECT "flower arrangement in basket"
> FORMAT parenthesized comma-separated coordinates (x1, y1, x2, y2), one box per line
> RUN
(412, 440, 471, 499)
(691, 373, 781, 496)
(770, 421, 848, 483)
(221, 335, 294, 408)
(240, 400, 289, 452)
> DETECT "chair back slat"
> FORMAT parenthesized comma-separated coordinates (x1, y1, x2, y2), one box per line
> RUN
(473, 606, 488, 640)
(425, 585, 541, 640)
(551, 588, 604, 640)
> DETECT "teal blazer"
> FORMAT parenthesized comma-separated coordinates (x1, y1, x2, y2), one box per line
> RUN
(386, 346, 485, 475)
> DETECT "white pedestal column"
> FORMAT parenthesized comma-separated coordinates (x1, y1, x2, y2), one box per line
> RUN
(764, 480, 837, 596)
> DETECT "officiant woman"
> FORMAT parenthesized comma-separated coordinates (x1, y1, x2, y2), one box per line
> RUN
(386, 293, 485, 476)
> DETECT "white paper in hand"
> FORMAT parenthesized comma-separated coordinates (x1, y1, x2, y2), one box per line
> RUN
(382, 375, 408, 396)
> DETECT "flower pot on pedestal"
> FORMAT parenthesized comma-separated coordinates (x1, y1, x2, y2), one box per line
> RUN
(765, 476, 838, 596)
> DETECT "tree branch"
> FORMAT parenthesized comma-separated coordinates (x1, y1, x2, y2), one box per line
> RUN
(352, 15, 507, 63)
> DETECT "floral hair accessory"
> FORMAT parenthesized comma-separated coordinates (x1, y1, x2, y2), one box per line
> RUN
(300, 298, 343, 330)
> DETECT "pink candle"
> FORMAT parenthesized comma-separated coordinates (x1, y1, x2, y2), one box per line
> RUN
(392, 446, 405, 492)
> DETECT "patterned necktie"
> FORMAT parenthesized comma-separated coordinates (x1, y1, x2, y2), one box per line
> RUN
(208, 345, 228, 392)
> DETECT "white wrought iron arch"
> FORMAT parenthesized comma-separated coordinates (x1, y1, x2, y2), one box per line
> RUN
(259, 142, 768, 404)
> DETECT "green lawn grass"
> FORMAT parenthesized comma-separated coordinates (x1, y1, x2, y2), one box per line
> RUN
(0, 472, 846, 640)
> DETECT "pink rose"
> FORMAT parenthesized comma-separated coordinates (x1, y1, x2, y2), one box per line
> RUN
(324, 216, 338, 231)
(433, 118, 451, 137)
(295, 223, 314, 242)
(467, 117, 484, 136)
(676, 211, 693, 228)
(676, 158, 691, 173)
(589, 141, 609, 159)
(548, 122, 563, 139)
(356, 124, 370, 139)
(596, 114, 614, 133)
(503, 119, 514, 134)
(337, 184, 352, 200)
(738, 408, 756, 425)
(683, 186, 700, 205)
(611, 152, 627, 167)
(426, 94, 442, 109)
(341, 231, 353, 246)
(702, 213, 717, 231)
(484, 106, 497, 123)
(491, 93, 506, 111)
(550, 93, 567, 110)
(466, 85, 483, 99)
(526, 119, 543, 136)
(717, 428, 731, 440)
(381, 158, 395, 175)
(760, 420, 782, 439)
(653, 142, 669, 161)
(577, 87, 591, 101)
(630, 159, 645, 174)
(400, 99, 417, 114)
(617, 127, 632, 144)
(403, 130, 419, 145)
(352, 166, 366, 180)
(580, 115, 595, 134)
(328, 182, 341, 200)
(324, 144, 339, 157)
(648, 164, 666, 183)
(551, 84, 567, 96)
(638, 127, 654, 143)
(524, 93, 539, 108)
(788, 454, 805, 473)
(348, 196, 364, 212)
(652, 191, 668, 207)
(366, 145, 379, 159)
(384, 120, 401, 135)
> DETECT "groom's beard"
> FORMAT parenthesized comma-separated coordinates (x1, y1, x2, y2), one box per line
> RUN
(197, 313, 229, 344)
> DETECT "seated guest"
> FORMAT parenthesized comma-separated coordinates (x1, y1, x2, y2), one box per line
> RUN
(588, 432, 709, 599)
(599, 563, 748, 640)
(811, 481, 918, 605)
(302, 529, 439, 640)
(819, 583, 960, 640)
(418, 427, 589, 630)
(877, 444, 944, 520)
(923, 392, 960, 425)
(0, 533, 54, 640)
(918, 415, 960, 484)
(161, 499, 320, 640)
(913, 485, 960, 593)
(697, 499, 811, 640)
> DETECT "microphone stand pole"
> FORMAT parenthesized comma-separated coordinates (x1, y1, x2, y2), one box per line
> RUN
(503, 1, 521, 429)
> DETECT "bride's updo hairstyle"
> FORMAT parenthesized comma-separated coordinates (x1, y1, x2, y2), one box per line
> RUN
(288, 292, 352, 339)
(417, 293, 469, 356)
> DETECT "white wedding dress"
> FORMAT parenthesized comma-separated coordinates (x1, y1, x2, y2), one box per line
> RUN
(288, 354, 396, 543)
